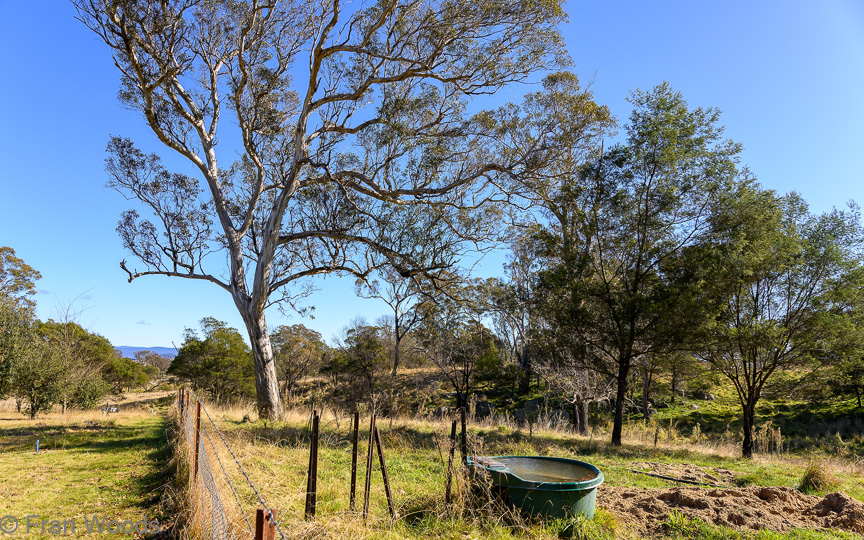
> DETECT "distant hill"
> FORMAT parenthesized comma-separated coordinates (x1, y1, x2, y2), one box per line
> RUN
(116, 346, 178, 359)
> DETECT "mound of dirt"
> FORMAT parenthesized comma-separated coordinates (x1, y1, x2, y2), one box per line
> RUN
(599, 485, 864, 535)
(627, 461, 736, 486)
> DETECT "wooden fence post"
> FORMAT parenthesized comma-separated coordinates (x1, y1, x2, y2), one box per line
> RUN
(362, 413, 376, 520)
(255, 509, 276, 540)
(193, 400, 202, 481)
(349, 410, 360, 511)
(444, 419, 458, 505)
(373, 426, 395, 519)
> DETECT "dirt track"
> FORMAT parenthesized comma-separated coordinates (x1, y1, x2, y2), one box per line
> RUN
(599, 485, 864, 535)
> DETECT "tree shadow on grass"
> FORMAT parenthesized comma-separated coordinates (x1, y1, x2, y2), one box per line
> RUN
(0, 422, 117, 452)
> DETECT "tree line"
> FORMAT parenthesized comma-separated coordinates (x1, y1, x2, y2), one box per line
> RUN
(175, 83, 864, 458)
(68, 0, 864, 458)
(0, 248, 168, 417)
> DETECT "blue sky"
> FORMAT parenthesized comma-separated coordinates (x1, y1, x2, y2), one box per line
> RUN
(1, 1, 862, 348)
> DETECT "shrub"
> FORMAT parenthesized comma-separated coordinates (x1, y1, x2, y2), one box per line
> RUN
(70, 375, 111, 409)
(798, 462, 841, 493)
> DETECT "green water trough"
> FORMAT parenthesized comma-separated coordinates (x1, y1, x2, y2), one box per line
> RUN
(468, 456, 604, 519)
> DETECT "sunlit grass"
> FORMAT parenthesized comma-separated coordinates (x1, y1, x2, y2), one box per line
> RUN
(183, 399, 864, 539)
(0, 396, 173, 539)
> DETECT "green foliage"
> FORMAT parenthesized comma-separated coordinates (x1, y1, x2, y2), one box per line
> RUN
(134, 349, 172, 372)
(70, 375, 112, 409)
(531, 83, 747, 445)
(0, 246, 42, 313)
(37, 319, 116, 366)
(555, 509, 617, 540)
(322, 321, 390, 405)
(271, 324, 326, 398)
(37, 318, 118, 410)
(0, 295, 34, 398)
(471, 332, 507, 385)
(168, 318, 255, 402)
(12, 339, 65, 418)
(701, 189, 864, 456)
(103, 355, 150, 393)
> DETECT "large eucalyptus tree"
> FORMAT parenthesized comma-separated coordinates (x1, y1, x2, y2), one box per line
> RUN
(74, 0, 567, 418)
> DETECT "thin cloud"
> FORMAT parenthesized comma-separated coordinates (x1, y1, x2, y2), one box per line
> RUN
(137, 320, 151, 325)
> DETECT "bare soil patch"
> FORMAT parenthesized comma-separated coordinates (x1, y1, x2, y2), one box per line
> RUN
(599, 485, 864, 535)
(627, 461, 737, 486)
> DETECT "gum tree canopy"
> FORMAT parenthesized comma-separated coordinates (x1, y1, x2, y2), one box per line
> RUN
(75, 0, 567, 418)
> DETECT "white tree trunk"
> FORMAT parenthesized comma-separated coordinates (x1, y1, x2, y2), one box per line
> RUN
(238, 303, 284, 420)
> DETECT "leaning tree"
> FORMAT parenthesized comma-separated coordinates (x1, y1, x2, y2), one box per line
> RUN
(75, 0, 568, 418)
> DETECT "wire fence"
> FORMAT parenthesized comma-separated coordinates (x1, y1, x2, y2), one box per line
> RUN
(177, 389, 283, 540)
(175, 389, 437, 540)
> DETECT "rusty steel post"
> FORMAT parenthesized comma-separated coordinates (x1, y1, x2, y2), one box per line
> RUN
(444, 419, 457, 505)
(305, 410, 320, 519)
(362, 413, 376, 520)
(193, 400, 201, 481)
(255, 509, 276, 540)
(374, 426, 395, 519)
(349, 410, 360, 511)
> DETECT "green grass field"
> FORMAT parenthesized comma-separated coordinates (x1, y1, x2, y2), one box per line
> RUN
(0, 398, 172, 539)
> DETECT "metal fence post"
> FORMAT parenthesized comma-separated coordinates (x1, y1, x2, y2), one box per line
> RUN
(193, 400, 202, 481)
(373, 426, 395, 519)
(362, 413, 376, 520)
(460, 406, 468, 465)
(255, 509, 275, 540)
(304, 410, 319, 519)
(445, 419, 458, 505)
(349, 410, 360, 511)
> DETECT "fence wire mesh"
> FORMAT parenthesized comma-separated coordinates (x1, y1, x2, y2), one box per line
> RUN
(177, 391, 283, 540)
(196, 424, 237, 540)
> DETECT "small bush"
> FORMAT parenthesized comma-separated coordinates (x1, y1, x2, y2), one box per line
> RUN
(798, 462, 841, 493)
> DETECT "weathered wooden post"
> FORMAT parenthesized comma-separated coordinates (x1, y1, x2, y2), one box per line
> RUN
(255, 509, 276, 540)
(349, 410, 360, 511)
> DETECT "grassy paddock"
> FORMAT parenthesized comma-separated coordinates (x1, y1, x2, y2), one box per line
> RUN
(180, 401, 864, 540)
(0, 395, 174, 539)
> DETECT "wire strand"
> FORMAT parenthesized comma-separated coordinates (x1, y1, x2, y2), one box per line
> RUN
(186, 390, 288, 540)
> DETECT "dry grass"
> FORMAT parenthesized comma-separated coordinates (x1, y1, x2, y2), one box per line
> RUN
(169, 398, 864, 540)
(798, 461, 843, 494)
